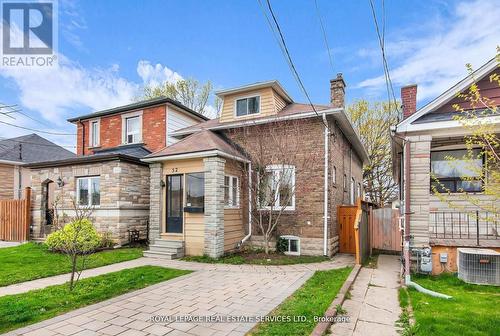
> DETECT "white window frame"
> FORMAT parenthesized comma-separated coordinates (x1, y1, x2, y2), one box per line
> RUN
(121, 111, 143, 144)
(234, 95, 261, 118)
(89, 119, 100, 147)
(351, 177, 356, 204)
(280, 235, 300, 256)
(357, 182, 361, 199)
(76, 176, 100, 207)
(224, 175, 240, 208)
(260, 164, 296, 211)
(332, 166, 337, 185)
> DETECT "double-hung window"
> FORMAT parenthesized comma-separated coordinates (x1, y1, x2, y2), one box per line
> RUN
(430, 149, 483, 193)
(90, 120, 99, 147)
(261, 165, 295, 211)
(125, 116, 141, 144)
(77, 176, 100, 207)
(224, 175, 239, 208)
(235, 96, 260, 117)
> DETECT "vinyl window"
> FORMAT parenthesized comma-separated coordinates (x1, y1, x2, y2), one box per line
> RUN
(77, 176, 100, 207)
(186, 172, 205, 210)
(224, 175, 239, 208)
(125, 116, 141, 144)
(90, 120, 99, 147)
(280, 235, 300, 255)
(261, 165, 295, 211)
(235, 96, 260, 117)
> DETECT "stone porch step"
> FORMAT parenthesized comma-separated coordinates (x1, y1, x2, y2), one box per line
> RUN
(153, 239, 184, 248)
(143, 239, 185, 260)
(143, 250, 183, 259)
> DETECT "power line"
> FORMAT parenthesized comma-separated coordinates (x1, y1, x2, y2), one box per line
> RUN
(15, 110, 55, 128)
(0, 136, 76, 149)
(314, 0, 334, 75)
(0, 120, 76, 135)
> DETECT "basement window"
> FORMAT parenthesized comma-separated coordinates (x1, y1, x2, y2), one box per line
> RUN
(280, 235, 300, 255)
(235, 96, 260, 117)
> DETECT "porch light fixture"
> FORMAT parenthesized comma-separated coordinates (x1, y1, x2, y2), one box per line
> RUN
(56, 177, 64, 188)
(160, 180, 166, 188)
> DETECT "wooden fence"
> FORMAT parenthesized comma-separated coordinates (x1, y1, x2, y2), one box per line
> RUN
(370, 207, 402, 253)
(0, 187, 31, 242)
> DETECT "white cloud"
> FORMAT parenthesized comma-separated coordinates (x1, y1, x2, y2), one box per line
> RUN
(137, 60, 183, 87)
(357, 0, 500, 102)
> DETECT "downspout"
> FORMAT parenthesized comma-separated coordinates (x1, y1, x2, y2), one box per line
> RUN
(78, 119, 85, 155)
(238, 162, 252, 247)
(323, 113, 329, 256)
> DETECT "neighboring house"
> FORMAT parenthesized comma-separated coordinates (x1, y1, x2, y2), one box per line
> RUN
(0, 134, 75, 199)
(26, 98, 207, 243)
(392, 57, 500, 274)
(143, 76, 368, 259)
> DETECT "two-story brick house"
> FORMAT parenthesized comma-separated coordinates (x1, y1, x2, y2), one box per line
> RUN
(26, 97, 207, 242)
(143, 76, 368, 259)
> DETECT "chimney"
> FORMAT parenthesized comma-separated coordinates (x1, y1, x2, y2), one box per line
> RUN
(401, 84, 417, 118)
(330, 73, 346, 109)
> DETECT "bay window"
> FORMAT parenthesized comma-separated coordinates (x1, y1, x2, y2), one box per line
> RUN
(224, 175, 239, 208)
(430, 149, 483, 193)
(261, 165, 295, 210)
(77, 176, 100, 207)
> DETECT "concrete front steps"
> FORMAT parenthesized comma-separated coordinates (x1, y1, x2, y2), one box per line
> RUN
(143, 239, 185, 259)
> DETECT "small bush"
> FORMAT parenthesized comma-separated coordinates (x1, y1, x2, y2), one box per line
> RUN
(276, 237, 288, 254)
(46, 219, 101, 254)
(99, 231, 114, 248)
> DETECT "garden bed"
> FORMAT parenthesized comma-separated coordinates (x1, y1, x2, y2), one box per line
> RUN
(0, 265, 190, 333)
(0, 243, 144, 287)
(182, 251, 329, 265)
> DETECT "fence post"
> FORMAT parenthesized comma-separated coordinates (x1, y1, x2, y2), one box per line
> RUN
(24, 187, 31, 241)
(476, 210, 480, 246)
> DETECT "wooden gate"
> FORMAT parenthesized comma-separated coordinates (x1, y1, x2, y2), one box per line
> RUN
(370, 207, 401, 252)
(0, 188, 31, 242)
(338, 204, 358, 254)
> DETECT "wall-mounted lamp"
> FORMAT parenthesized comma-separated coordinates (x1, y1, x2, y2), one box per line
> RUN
(160, 180, 166, 188)
(56, 177, 64, 188)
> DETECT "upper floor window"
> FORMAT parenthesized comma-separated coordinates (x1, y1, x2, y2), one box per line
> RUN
(343, 174, 347, 190)
(260, 165, 295, 211)
(350, 177, 355, 204)
(357, 182, 361, 199)
(90, 120, 99, 147)
(125, 116, 141, 144)
(430, 149, 483, 193)
(77, 176, 100, 207)
(224, 175, 239, 208)
(332, 166, 337, 184)
(235, 96, 260, 117)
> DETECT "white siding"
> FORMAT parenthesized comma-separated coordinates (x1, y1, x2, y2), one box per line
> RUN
(167, 107, 200, 146)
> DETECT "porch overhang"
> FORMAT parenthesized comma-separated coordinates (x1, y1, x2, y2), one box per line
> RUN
(141, 149, 250, 163)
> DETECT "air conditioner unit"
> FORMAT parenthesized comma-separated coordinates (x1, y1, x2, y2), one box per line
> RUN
(458, 248, 500, 286)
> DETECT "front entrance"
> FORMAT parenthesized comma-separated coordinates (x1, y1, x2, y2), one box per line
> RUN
(166, 175, 183, 233)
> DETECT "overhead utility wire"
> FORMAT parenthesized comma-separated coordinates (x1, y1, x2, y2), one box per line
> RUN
(314, 0, 335, 75)
(0, 120, 76, 136)
(0, 136, 76, 148)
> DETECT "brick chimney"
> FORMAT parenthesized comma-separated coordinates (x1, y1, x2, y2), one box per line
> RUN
(401, 84, 417, 118)
(330, 73, 346, 109)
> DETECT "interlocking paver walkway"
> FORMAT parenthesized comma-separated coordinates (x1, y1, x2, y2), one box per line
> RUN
(2, 254, 354, 336)
(330, 255, 401, 336)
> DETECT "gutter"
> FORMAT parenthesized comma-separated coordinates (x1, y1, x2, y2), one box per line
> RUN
(323, 113, 329, 256)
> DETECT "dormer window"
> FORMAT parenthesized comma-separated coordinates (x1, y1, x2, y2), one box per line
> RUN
(235, 96, 260, 117)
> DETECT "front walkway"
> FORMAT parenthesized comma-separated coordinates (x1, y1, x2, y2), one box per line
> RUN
(0, 241, 22, 248)
(3, 255, 354, 336)
(330, 255, 402, 336)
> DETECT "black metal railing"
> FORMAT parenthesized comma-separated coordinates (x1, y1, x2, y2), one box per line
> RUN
(430, 210, 499, 244)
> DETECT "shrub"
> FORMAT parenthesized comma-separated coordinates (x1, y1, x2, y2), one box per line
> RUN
(99, 231, 115, 248)
(276, 237, 288, 254)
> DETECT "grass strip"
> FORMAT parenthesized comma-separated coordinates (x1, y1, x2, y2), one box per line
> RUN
(0, 243, 144, 286)
(249, 266, 352, 336)
(0, 265, 191, 333)
(182, 254, 329, 265)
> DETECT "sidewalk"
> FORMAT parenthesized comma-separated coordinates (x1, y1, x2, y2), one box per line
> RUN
(330, 255, 402, 336)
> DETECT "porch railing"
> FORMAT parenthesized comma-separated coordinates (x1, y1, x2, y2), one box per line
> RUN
(429, 210, 499, 244)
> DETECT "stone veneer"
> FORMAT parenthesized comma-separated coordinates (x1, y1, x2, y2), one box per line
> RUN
(148, 162, 163, 243)
(203, 157, 226, 258)
(30, 159, 150, 244)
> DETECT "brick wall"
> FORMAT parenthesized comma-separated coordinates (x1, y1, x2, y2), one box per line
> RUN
(0, 164, 14, 199)
(76, 105, 167, 155)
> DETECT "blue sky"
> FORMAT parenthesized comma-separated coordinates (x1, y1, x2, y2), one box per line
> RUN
(0, 0, 499, 149)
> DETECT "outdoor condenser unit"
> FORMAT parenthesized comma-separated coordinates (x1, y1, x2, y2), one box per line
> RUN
(458, 248, 500, 286)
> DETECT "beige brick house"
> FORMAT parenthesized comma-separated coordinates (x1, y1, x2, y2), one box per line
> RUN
(392, 57, 500, 274)
(143, 77, 368, 258)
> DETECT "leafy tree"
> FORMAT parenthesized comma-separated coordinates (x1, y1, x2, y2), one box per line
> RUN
(141, 78, 218, 117)
(347, 100, 399, 207)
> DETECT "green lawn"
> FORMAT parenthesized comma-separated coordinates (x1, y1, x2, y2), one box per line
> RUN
(249, 267, 352, 336)
(182, 253, 329, 265)
(406, 273, 500, 336)
(0, 243, 144, 287)
(0, 265, 191, 333)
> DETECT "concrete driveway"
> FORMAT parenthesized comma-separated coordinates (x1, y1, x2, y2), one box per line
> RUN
(4, 255, 354, 336)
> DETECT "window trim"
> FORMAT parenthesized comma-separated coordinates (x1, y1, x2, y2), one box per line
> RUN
(260, 164, 296, 211)
(430, 148, 484, 194)
(280, 235, 300, 256)
(89, 119, 100, 147)
(184, 172, 205, 212)
(121, 111, 143, 145)
(332, 166, 337, 185)
(351, 177, 356, 204)
(224, 174, 240, 209)
(234, 94, 261, 118)
(76, 176, 100, 208)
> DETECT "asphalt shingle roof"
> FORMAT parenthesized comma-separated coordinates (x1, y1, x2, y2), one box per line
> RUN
(0, 134, 76, 163)
(92, 144, 151, 158)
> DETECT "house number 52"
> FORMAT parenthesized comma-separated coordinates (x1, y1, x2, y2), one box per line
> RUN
(171, 168, 178, 173)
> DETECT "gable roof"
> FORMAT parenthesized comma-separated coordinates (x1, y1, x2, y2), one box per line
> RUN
(0, 134, 76, 164)
(143, 130, 247, 162)
(397, 56, 499, 131)
(215, 80, 293, 103)
(67, 97, 209, 123)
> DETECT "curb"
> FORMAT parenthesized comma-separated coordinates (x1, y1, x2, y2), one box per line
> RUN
(310, 264, 362, 336)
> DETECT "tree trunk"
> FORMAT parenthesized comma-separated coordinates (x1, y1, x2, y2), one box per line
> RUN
(264, 235, 269, 254)
(69, 254, 77, 291)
